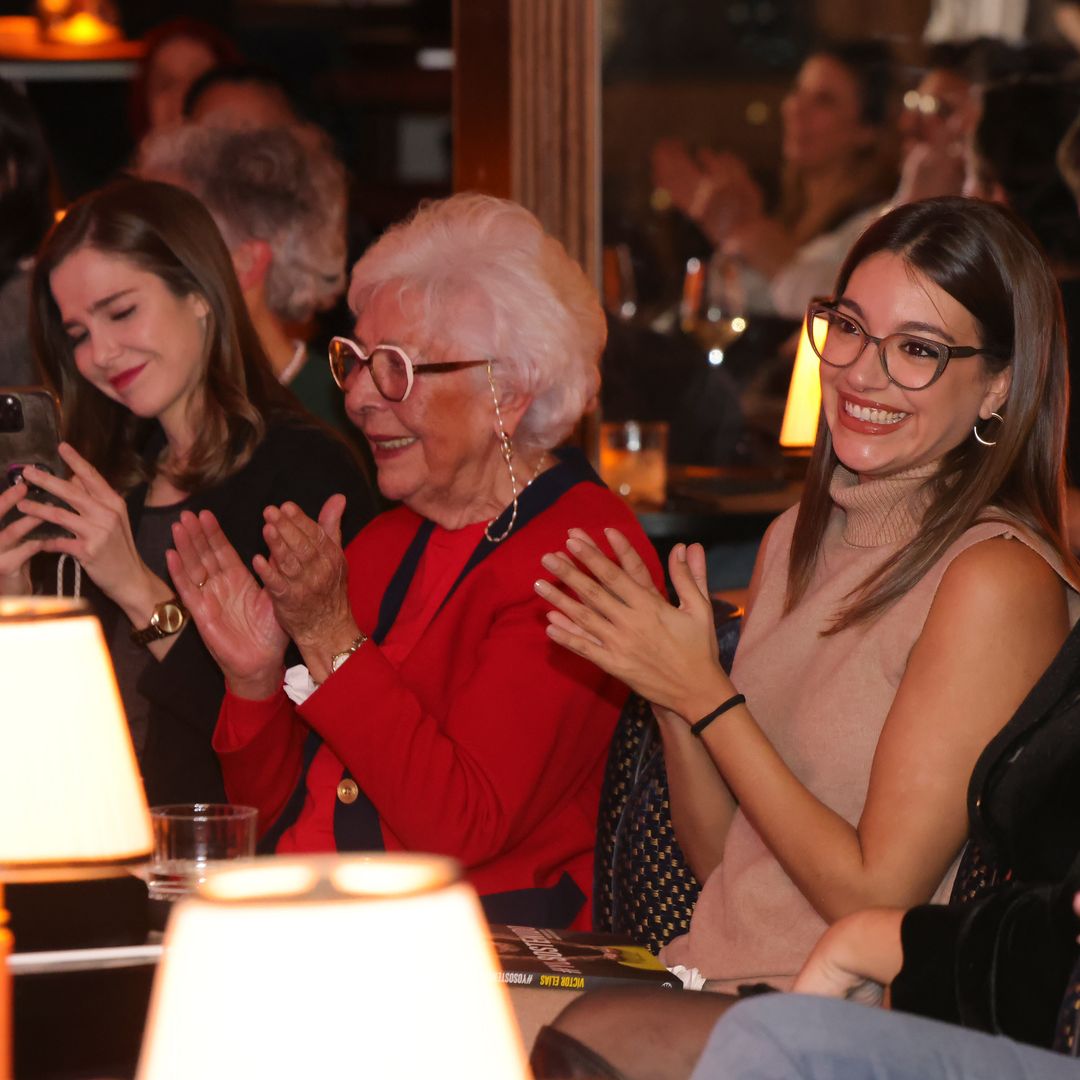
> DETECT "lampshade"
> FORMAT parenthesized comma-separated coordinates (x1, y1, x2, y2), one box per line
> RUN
(35, 0, 121, 46)
(137, 855, 530, 1080)
(0, 597, 152, 878)
(779, 314, 824, 450)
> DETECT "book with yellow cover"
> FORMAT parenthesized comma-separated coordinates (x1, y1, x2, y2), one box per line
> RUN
(490, 924, 682, 991)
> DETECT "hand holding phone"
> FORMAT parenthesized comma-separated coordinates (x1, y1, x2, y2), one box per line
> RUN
(21, 442, 166, 621)
(0, 479, 43, 594)
(0, 388, 74, 542)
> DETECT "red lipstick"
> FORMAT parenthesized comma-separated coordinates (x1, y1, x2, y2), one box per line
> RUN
(108, 363, 146, 393)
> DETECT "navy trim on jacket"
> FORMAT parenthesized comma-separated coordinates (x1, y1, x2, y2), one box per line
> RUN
(258, 449, 601, 926)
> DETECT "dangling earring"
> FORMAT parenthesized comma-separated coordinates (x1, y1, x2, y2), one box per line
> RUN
(484, 362, 519, 543)
(973, 411, 1004, 447)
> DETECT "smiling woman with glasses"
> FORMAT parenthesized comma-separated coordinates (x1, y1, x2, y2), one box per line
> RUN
(168, 192, 662, 930)
(805, 299, 992, 391)
(523, 197, 1080, 1079)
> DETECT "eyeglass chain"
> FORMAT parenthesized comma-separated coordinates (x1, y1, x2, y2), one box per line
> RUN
(484, 362, 547, 544)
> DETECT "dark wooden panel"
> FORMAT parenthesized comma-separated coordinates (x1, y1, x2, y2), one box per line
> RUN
(452, 0, 511, 196)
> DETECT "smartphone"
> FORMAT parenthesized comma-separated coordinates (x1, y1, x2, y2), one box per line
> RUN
(0, 387, 74, 541)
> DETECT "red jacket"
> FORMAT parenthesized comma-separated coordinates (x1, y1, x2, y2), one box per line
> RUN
(214, 454, 663, 928)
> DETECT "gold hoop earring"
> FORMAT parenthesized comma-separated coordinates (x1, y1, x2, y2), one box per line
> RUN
(484, 362, 519, 544)
(973, 411, 1004, 447)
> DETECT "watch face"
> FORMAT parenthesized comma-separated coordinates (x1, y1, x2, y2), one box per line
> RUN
(329, 633, 367, 673)
(155, 601, 185, 635)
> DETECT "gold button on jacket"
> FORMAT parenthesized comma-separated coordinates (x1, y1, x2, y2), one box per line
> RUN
(337, 778, 359, 804)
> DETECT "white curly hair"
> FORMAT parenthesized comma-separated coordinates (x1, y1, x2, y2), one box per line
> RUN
(347, 193, 605, 453)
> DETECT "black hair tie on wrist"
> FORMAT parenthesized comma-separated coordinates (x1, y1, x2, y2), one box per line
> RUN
(691, 693, 746, 737)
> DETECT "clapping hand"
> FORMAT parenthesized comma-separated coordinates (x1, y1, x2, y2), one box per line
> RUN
(253, 495, 356, 683)
(536, 528, 726, 719)
(721, 216, 795, 278)
(651, 139, 764, 244)
(167, 509, 288, 700)
(651, 137, 707, 213)
(894, 140, 966, 204)
(697, 148, 764, 231)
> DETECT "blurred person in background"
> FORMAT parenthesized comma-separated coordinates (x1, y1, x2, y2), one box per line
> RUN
(137, 122, 353, 436)
(894, 44, 982, 204)
(182, 64, 298, 129)
(968, 74, 1080, 549)
(128, 18, 241, 142)
(651, 41, 897, 319)
(0, 78, 56, 385)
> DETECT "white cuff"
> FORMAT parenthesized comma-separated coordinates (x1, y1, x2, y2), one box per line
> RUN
(283, 664, 318, 706)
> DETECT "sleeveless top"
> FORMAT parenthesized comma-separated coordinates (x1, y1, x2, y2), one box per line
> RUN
(660, 463, 1080, 989)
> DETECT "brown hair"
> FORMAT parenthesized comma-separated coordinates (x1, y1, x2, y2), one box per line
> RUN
(787, 196, 1079, 630)
(31, 176, 308, 494)
(779, 42, 899, 241)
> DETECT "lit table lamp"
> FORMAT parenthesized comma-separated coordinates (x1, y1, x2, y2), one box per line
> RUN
(35, 0, 121, 45)
(779, 313, 825, 451)
(0, 597, 153, 1080)
(138, 854, 530, 1080)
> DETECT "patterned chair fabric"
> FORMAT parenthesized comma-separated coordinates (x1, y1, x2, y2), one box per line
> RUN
(593, 600, 742, 954)
(947, 841, 1004, 907)
(1054, 956, 1080, 1057)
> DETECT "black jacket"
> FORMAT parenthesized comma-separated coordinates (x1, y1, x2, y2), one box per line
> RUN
(87, 418, 376, 805)
(892, 614, 1080, 1053)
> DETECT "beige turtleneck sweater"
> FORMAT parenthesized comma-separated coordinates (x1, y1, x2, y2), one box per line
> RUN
(660, 464, 1079, 989)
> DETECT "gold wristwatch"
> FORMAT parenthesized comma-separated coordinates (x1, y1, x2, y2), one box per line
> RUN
(130, 597, 188, 646)
(330, 631, 368, 674)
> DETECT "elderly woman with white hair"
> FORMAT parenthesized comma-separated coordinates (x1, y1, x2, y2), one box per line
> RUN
(137, 121, 349, 428)
(168, 192, 661, 928)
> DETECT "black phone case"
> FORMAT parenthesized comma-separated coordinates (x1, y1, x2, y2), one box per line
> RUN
(0, 386, 74, 541)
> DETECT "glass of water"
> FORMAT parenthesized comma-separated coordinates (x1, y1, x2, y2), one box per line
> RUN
(148, 803, 258, 901)
(599, 420, 669, 508)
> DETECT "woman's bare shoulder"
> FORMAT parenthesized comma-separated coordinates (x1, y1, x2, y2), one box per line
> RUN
(924, 536, 1071, 667)
(938, 534, 1069, 610)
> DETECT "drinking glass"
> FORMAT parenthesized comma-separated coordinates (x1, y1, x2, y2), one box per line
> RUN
(680, 254, 749, 364)
(148, 803, 258, 901)
(599, 421, 668, 508)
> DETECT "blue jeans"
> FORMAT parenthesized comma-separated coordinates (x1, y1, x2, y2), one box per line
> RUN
(689, 994, 1078, 1080)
